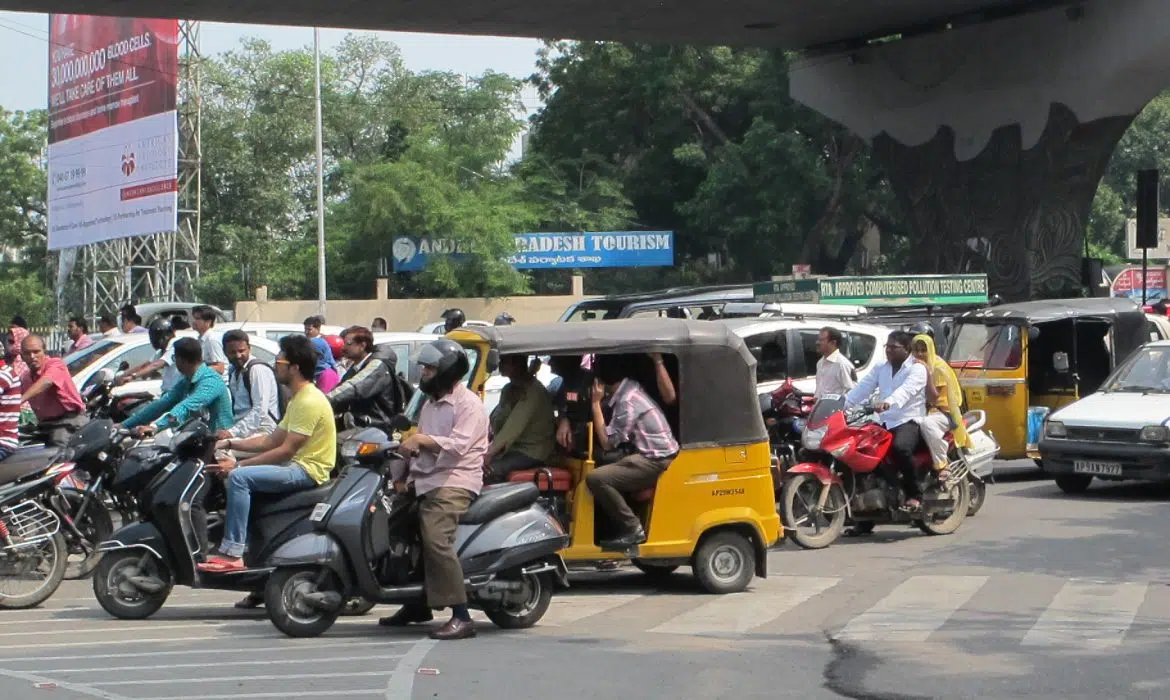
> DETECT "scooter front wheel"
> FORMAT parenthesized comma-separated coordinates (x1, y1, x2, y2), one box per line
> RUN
(265, 567, 342, 638)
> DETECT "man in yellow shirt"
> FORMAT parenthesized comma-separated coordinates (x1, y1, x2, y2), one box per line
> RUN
(200, 334, 337, 576)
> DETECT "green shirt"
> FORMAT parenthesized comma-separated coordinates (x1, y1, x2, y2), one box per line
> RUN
(490, 378, 556, 463)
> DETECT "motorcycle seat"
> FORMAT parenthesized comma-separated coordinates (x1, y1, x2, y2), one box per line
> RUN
(0, 445, 61, 487)
(461, 482, 539, 525)
(507, 467, 573, 492)
(253, 484, 334, 518)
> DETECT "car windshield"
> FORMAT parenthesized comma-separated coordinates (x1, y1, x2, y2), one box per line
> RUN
(65, 340, 120, 375)
(1102, 347, 1170, 393)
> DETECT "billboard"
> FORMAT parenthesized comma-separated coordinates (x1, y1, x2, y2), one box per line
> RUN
(390, 231, 674, 272)
(1110, 266, 1168, 302)
(46, 14, 180, 251)
(753, 274, 990, 307)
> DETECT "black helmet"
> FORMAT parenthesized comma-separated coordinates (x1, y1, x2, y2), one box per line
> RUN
(441, 308, 465, 333)
(147, 317, 174, 351)
(909, 321, 935, 338)
(417, 338, 469, 398)
(494, 312, 515, 326)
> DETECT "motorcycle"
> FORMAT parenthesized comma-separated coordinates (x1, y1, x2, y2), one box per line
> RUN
(263, 419, 571, 638)
(0, 458, 79, 608)
(779, 395, 997, 549)
(91, 417, 381, 620)
(761, 379, 814, 486)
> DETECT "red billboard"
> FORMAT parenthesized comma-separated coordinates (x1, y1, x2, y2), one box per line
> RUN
(48, 15, 179, 144)
(46, 14, 180, 251)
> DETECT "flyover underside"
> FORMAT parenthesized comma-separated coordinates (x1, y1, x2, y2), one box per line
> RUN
(790, 0, 1170, 300)
(873, 104, 1133, 300)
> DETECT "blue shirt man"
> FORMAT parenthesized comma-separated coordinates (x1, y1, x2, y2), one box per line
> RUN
(123, 337, 234, 435)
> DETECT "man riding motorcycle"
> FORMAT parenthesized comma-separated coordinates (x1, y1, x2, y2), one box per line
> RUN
(326, 326, 413, 431)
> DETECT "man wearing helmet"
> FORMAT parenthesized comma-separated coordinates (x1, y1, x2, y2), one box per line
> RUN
(116, 317, 183, 393)
(378, 338, 487, 640)
(441, 308, 466, 334)
(493, 312, 515, 326)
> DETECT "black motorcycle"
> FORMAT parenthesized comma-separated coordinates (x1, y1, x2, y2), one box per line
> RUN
(264, 419, 571, 638)
(92, 417, 379, 620)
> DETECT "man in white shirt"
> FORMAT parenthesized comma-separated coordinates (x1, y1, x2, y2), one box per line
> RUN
(813, 327, 856, 399)
(844, 330, 928, 509)
(192, 306, 229, 384)
(220, 330, 280, 440)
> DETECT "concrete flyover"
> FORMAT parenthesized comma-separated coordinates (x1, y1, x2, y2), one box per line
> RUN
(7, 0, 1169, 299)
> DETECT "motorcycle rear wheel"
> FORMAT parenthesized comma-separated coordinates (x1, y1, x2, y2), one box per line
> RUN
(0, 532, 68, 609)
(779, 473, 846, 550)
(916, 479, 970, 536)
(483, 572, 553, 629)
(966, 476, 986, 517)
(61, 490, 113, 580)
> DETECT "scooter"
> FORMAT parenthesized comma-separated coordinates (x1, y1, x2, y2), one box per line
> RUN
(91, 417, 380, 620)
(263, 423, 571, 638)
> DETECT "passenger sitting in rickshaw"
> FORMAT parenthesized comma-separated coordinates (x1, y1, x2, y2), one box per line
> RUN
(484, 354, 556, 481)
(586, 354, 680, 551)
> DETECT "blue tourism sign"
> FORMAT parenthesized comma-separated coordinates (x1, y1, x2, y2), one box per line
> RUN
(389, 231, 674, 272)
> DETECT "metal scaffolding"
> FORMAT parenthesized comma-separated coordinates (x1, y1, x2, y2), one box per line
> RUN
(83, 20, 202, 319)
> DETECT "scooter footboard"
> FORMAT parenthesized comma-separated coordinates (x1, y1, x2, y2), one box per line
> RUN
(98, 521, 173, 564)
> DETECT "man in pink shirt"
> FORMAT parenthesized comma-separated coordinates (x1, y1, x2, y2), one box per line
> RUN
(21, 335, 88, 447)
(379, 338, 487, 641)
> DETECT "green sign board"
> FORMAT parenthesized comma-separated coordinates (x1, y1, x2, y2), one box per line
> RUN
(753, 274, 989, 307)
(753, 279, 820, 303)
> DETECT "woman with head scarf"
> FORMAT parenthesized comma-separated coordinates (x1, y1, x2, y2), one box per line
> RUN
(310, 334, 340, 393)
(911, 333, 969, 478)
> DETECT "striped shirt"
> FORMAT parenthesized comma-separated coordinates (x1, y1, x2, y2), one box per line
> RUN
(0, 365, 22, 451)
(606, 378, 679, 460)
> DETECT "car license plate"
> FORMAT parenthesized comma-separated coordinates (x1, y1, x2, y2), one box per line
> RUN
(1073, 460, 1122, 476)
(309, 503, 331, 522)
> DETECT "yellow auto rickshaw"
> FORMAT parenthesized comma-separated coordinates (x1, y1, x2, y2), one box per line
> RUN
(944, 298, 1149, 462)
(438, 319, 781, 594)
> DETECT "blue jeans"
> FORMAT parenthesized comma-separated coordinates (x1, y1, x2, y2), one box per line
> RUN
(220, 463, 316, 558)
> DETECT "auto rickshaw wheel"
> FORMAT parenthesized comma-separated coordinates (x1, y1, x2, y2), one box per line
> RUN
(1054, 474, 1093, 494)
(692, 531, 755, 594)
(916, 478, 970, 536)
(632, 559, 679, 581)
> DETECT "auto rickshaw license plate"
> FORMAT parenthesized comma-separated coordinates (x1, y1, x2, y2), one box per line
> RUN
(1074, 460, 1122, 476)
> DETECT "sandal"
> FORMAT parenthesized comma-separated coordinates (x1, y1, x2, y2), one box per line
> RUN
(198, 556, 246, 573)
(235, 592, 264, 609)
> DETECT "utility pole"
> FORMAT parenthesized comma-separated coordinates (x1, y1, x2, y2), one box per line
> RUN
(313, 27, 327, 317)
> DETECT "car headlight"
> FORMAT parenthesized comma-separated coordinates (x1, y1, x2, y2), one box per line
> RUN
(1140, 425, 1169, 442)
(1044, 421, 1066, 438)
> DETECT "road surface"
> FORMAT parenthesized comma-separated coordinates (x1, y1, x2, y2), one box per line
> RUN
(2, 462, 1169, 700)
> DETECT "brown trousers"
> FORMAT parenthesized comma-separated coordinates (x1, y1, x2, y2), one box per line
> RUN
(419, 486, 475, 608)
(585, 453, 673, 532)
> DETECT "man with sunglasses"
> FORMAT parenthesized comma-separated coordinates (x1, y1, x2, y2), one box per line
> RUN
(844, 330, 928, 510)
(327, 326, 413, 429)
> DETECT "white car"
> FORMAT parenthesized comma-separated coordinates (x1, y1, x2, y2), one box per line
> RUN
(64, 332, 281, 400)
(722, 318, 894, 397)
(217, 321, 345, 342)
(1039, 339, 1170, 493)
(417, 320, 493, 335)
(371, 332, 441, 386)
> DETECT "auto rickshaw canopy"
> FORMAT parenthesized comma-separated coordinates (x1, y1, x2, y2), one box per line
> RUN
(461, 319, 767, 450)
(956, 298, 1148, 361)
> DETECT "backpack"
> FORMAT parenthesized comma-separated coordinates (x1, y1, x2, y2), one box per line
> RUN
(391, 370, 415, 413)
(242, 359, 291, 422)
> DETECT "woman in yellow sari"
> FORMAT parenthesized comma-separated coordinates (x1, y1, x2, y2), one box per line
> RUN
(912, 333, 970, 476)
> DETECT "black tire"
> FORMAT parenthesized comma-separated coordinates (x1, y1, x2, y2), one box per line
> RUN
(265, 567, 342, 638)
(62, 491, 114, 581)
(632, 559, 679, 581)
(966, 477, 987, 517)
(0, 532, 68, 610)
(692, 531, 756, 594)
(92, 549, 172, 620)
(1033, 458, 1046, 472)
(483, 573, 553, 629)
(1055, 474, 1093, 494)
(340, 597, 376, 616)
(779, 473, 846, 550)
(917, 479, 970, 536)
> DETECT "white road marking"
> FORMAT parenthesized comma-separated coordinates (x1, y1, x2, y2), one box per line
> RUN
(650, 576, 841, 636)
(1022, 581, 1148, 649)
(0, 633, 277, 652)
(135, 692, 385, 700)
(33, 654, 402, 674)
(386, 640, 437, 700)
(0, 666, 132, 700)
(540, 594, 648, 626)
(0, 638, 418, 662)
(94, 670, 392, 686)
(834, 575, 989, 643)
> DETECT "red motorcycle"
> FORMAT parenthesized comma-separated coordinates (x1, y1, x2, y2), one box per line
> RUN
(761, 379, 815, 484)
(779, 395, 973, 549)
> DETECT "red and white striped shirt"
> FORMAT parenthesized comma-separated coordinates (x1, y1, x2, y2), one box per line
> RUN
(605, 378, 679, 460)
(0, 364, 22, 451)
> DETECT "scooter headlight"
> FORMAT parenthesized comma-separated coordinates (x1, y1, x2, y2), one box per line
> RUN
(339, 439, 362, 459)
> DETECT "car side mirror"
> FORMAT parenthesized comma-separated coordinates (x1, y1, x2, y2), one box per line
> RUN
(486, 349, 500, 374)
(1053, 352, 1070, 373)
